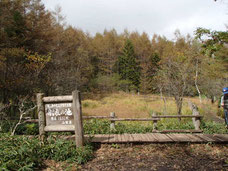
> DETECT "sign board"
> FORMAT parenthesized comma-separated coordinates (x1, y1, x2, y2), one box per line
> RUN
(37, 91, 84, 147)
(45, 103, 74, 126)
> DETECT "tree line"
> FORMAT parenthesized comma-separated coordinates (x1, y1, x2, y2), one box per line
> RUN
(0, 0, 227, 116)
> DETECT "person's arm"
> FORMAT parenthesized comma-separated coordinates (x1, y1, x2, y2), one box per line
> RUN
(221, 96, 224, 107)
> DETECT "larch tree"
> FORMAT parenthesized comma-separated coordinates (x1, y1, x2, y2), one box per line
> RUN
(0, 0, 54, 105)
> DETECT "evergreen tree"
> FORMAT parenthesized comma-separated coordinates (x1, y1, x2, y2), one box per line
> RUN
(118, 39, 141, 90)
(144, 52, 161, 93)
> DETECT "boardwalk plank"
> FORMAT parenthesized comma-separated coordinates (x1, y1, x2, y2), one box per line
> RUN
(214, 134, 228, 142)
(91, 134, 108, 143)
(120, 134, 126, 142)
(202, 134, 224, 142)
(108, 134, 116, 143)
(185, 134, 204, 142)
(126, 134, 132, 142)
(143, 134, 152, 142)
(117, 134, 122, 143)
(153, 134, 173, 142)
(86, 134, 228, 143)
(114, 134, 119, 142)
(166, 134, 190, 142)
(132, 134, 142, 142)
(128, 134, 135, 142)
(102, 134, 110, 143)
(147, 134, 159, 142)
(139, 134, 148, 142)
(195, 134, 216, 142)
(114, 134, 119, 143)
(121, 134, 129, 143)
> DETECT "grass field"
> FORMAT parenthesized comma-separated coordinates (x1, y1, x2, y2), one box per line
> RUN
(82, 92, 218, 118)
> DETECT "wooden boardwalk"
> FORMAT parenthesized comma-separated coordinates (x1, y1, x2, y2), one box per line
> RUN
(84, 133, 228, 143)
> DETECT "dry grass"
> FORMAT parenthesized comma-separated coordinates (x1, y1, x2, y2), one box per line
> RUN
(82, 92, 217, 118)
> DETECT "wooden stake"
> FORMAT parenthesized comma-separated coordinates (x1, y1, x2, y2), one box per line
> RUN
(152, 112, 158, 131)
(72, 90, 84, 147)
(37, 93, 45, 139)
(188, 101, 201, 130)
(110, 112, 116, 130)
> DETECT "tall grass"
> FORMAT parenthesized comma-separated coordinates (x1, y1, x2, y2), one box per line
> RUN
(82, 92, 218, 118)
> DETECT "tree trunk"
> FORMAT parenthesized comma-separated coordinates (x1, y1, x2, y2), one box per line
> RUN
(160, 88, 167, 114)
(175, 96, 183, 121)
(195, 59, 202, 104)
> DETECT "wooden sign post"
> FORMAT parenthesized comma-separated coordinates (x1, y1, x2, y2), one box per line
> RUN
(37, 93, 45, 138)
(72, 90, 84, 147)
(37, 90, 84, 147)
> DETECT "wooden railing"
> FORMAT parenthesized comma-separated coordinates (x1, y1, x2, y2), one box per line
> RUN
(5, 102, 203, 133)
(82, 111, 203, 133)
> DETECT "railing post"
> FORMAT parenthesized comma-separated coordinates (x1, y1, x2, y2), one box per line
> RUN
(152, 112, 158, 131)
(37, 93, 45, 139)
(110, 112, 116, 130)
(72, 90, 84, 147)
(189, 102, 201, 130)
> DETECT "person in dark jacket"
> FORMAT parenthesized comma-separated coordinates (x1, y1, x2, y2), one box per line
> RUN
(221, 87, 228, 126)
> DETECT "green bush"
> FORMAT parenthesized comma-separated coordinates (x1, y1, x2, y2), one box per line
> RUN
(157, 118, 194, 131)
(200, 120, 227, 134)
(0, 134, 43, 170)
(41, 137, 93, 164)
(84, 119, 111, 134)
(217, 108, 224, 118)
(16, 123, 39, 135)
(0, 134, 93, 170)
(0, 121, 15, 133)
(114, 122, 154, 134)
(0, 121, 39, 135)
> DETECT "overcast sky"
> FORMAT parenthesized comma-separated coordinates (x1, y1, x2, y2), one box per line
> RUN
(42, 0, 228, 39)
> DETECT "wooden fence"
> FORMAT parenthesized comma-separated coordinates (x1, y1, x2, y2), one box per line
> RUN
(20, 102, 203, 134)
(82, 110, 203, 133)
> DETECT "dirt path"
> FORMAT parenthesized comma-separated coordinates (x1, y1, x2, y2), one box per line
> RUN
(78, 144, 228, 171)
(206, 112, 224, 124)
(202, 105, 225, 124)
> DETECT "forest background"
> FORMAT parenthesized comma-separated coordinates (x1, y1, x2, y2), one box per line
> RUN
(0, 0, 227, 118)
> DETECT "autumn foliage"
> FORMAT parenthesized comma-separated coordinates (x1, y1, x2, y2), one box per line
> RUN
(0, 0, 227, 117)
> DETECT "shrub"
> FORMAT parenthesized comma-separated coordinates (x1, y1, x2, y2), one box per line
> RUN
(0, 134, 93, 170)
(200, 120, 227, 134)
(157, 118, 194, 130)
(84, 119, 111, 134)
(114, 122, 154, 134)
(0, 121, 39, 135)
(217, 108, 224, 118)
(16, 123, 39, 135)
(0, 134, 43, 170)
(0, 121, 14, 133)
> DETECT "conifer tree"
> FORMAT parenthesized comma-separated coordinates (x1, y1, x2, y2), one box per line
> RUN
(118, 39, 141, 90)
(140, 53, 161, 93)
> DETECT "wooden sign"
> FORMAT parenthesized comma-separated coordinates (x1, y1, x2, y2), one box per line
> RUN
(45, 103, 73, 126)
(37, 91, 84, 147)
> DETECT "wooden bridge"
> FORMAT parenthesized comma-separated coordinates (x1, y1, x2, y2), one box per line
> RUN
(83, 133, 228, 143)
